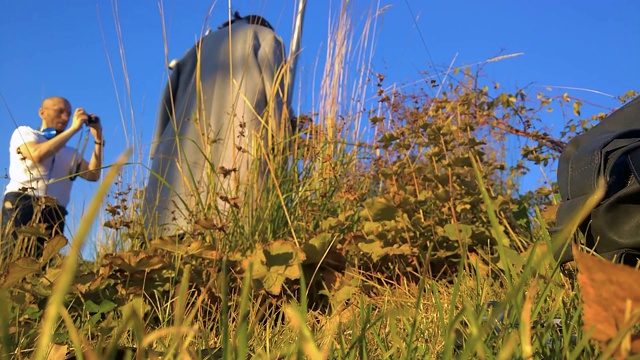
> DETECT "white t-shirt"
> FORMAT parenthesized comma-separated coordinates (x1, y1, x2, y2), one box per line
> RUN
(4, 126, 79, 207)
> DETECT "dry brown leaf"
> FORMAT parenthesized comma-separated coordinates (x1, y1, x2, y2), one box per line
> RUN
(41, 234, 68, 264)
(217, 166, 237, 178)
(193, 218, 227, 233)
(39, 195, 59, 206)
(105, 203, 121, 216)
(149, 237, 187, 254)
(575, 245, 640, 358)
(1, 257, 41, 290)
(103, 252, 165, 272)
(46, 343, 68, 360)
(103, 218, 133, 230)
(218, 194, 241, 209)
(14, 223, 49, 238)
(186, 241, 224, 260)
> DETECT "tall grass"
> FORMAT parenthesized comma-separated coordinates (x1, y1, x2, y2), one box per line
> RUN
(0, 1, 628, 359)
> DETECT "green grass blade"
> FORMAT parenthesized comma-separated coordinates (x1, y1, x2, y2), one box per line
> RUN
(33, 149, 131, 360)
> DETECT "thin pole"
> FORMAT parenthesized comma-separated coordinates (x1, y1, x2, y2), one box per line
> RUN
(287, 0, 307, 99)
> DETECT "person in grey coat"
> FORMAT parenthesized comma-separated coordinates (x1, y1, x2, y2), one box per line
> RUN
(143, 13, 293, 238)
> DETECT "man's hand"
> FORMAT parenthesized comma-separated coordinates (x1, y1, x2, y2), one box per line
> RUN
(70, 108, 88, 132)
(87, 115, 103, 141)
(79, 114, 104, 181)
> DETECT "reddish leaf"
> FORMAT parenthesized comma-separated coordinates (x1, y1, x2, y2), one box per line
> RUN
(575, 246, 640, 358)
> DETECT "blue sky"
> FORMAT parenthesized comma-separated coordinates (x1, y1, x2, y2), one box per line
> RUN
(1, 1, 638, 255)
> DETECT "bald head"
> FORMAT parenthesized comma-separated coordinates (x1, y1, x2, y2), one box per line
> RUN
(42, 96, 70, 108)
(39, 96, 72, 131)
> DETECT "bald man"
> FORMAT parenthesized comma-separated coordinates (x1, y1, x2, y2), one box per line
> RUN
(1, 96, 104, 256)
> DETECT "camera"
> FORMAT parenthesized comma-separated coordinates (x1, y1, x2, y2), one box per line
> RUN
(87, 114, 100, 125)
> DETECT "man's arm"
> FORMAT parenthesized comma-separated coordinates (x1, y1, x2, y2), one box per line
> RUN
(78, 121, 103, 182)
(18, 109, 85, 164)
(19, 126, 80, 164)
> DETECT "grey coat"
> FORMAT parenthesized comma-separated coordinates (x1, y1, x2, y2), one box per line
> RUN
(143, 20, 291, 237)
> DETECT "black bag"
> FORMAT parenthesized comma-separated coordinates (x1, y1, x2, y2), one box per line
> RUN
(554, 96, 640, 267)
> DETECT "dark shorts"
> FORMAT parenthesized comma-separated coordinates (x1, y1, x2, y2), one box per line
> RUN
(1, 192, 68, 254)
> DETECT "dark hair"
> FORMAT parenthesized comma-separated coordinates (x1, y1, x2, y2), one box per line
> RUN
(217, 11, 274, 31)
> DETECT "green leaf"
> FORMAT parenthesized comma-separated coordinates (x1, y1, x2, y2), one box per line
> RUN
(99, 299, 117, 313)
(263, 240, 306, 266)
(357, 238, 389, 261)
(360, 197, 397, 222)
(262, 262, 303, 295)
(119, 297, 149, 319)
(369, 116, 385, 125)
(244, 240, 306, 295)
(379, 132, 400, 148)
(320, 217, 341, 230)
(24, 306, 42, 320)
(331, 285, 356, 305)
(302, 233, 333, 264)
(451, 156, 473, 168)
(89, 313, 101, 327)
(497, 247, 525, 272)
(51, 332, 69, 344)
(434, 189, 451, 202)
(386, 243, 415, 257)
(85, 300, 101, 313)
(442, 223, 473, 241)
(261, 272, 286, 295)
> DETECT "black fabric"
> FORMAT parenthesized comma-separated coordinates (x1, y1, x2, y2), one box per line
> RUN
(1, 192, 67, 257)
(553, 96, 640, 265)
(69, 161, 82, 181)
(217, 11, 274, 31)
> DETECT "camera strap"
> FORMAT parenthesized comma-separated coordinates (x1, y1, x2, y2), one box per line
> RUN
(39, 127, 59, 183)
(69, 128, 90, 181)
